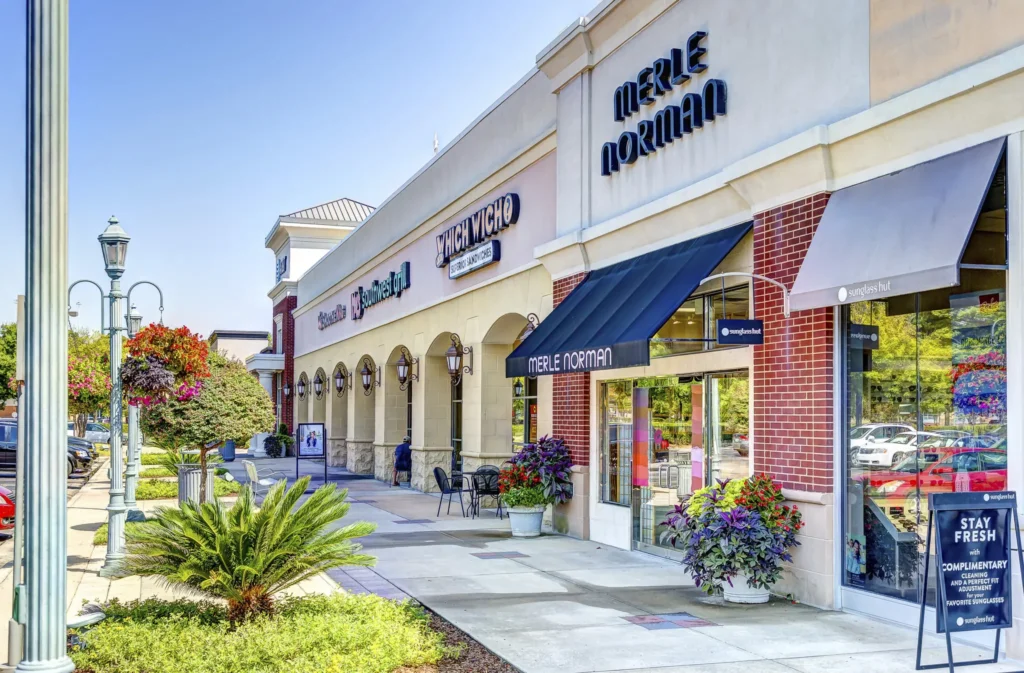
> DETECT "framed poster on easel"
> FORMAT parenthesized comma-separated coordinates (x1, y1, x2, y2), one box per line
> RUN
(916, 491, 1024, 672)
(295, 422, 327, 487)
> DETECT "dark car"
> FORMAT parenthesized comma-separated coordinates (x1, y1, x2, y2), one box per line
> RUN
(0, 421, 88, 478)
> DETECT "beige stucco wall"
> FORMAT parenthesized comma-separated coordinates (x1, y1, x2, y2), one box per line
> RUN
(294, 266, 552, 490)
(210, 337, 268, 363)
(869, 0, 1024, 104)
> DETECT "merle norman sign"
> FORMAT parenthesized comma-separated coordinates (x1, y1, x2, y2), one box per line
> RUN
(915, 490, 1024, 671)
(527, 347, 614, 376)
(601, 30, 727, 176)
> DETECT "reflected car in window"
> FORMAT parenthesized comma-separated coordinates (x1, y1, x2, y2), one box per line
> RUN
(858, 448, 1007, 502)
(855, 431, 943, 468)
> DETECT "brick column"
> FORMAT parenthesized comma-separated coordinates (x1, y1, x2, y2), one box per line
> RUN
(753, 193, 833, 492)
(274, 295, 297, 433)
(551, 272, 590, 467)
(753, 193, 835, 609)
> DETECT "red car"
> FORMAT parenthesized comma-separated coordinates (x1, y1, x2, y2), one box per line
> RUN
(0, 486, 14, 531)
(859, 447, 1007, 501)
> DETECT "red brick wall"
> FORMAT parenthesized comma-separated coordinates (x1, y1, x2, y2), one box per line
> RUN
(753, 193, 834, 493)
(274, 295, 297, 434)
(552, 272, 590, 467)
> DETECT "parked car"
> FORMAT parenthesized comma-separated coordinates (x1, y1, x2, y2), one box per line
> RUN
(858, 447, 1008, 501)
(0, 486, 14, 531)
(3, 421, 89, 478)
(855, 431, 944, 468)
(67, 436, 98, 460)
(67, 421, 110, 444)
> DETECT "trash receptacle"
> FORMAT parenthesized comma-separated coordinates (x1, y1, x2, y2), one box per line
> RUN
(219, 440, 236, 462)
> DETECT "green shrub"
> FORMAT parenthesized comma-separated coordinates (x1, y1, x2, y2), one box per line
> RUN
(120, 477, 375, 624)
(501, 484, 548, 509)
(140, 453, 164, 466)
(70, 594, 446, 673)
(93, 520, 149, 546)
(134, 478, 241, 501)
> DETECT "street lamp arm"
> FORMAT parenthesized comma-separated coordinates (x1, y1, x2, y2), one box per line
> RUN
(125, 281, 165, 325)
(68, 279, 108, 331)
(699, 271, 791, 318)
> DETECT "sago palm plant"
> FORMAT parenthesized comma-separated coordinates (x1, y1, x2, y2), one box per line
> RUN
(119, 476, 376, 624)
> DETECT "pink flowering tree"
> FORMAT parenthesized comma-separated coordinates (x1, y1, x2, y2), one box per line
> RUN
(68, 330, 112, 437)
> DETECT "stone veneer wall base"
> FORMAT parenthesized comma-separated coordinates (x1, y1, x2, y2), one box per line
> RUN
(346, 440, 374, 475)
(328, 438, 347, 468)
(412, 446, 454, 493)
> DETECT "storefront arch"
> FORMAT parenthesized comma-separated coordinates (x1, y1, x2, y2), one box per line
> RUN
(347, 354, 376, 475)
(312, 367, 327, 425)
(375, 345, 414, 481)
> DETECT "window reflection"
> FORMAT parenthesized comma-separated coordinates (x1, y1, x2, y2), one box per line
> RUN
(844, 269, 1008, 604)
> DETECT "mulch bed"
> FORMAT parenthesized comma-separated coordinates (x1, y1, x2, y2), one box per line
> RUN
(426, 608, 519, 673)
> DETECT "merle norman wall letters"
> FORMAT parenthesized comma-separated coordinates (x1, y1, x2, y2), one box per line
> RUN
(601, 30, 727, 176)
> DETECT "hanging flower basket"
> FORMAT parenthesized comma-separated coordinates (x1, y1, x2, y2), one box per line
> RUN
(120, 355, 175, 407)
(122, 325, 211, 406)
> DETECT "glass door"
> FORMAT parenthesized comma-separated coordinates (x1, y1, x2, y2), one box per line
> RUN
(632, 378, 703, 560)
(706, 372, 750, 484)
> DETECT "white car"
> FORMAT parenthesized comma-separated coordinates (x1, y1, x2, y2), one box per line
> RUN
(849, 423, 914, 451)
(67, 422, 111, 444)
(856, 431, 942, 468)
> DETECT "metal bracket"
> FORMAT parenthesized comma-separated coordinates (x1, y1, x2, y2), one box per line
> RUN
(699, 271, 790, 318)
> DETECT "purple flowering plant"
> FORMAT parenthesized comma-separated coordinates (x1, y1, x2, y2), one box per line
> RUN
(510, 435, 574, 505)
(660, 477, 801, 595)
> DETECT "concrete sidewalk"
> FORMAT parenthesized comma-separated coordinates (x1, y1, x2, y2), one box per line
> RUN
(227, 455, 1023, 673)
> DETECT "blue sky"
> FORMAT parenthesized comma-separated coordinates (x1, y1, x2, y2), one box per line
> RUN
(0, 0, 594, 336)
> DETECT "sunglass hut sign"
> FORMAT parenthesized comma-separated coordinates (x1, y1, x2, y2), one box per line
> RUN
(601, 31, 727, 176)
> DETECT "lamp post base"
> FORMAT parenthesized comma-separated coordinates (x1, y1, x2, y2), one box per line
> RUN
(98, 557, 124, 578)
(14, 657, 75, 673)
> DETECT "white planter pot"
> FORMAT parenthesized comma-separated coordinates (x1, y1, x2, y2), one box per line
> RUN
(723, 573, 770, 604)
(508, 505, 545, 538)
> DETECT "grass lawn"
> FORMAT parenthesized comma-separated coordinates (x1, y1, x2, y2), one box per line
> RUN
(93, 520, 150, 546)
(139, 467, 174, 478)
(70, 594, 450, 673)
(140, 453, 165, 466)
(135, 478, 242, 500)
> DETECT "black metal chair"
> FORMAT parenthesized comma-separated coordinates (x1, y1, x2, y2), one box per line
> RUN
(433, 467, 465, 517)
(471, 465, 503, 519)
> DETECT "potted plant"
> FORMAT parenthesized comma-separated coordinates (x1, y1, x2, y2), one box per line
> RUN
(499, 464, 547, 538)
(661, 474, 803, 604)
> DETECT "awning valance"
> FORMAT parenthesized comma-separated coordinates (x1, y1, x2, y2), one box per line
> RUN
(790, 138, 1005, 312)
(506, 222, 752, 377)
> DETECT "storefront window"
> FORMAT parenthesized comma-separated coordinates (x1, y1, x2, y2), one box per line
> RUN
(512, 377, 538, 448)
(451, 379, 463, 472)
(650, 285, 749, 358)
(406, 385, 413, 440)
(842, 271, 1007, 603)
(600, 380, 633, 505)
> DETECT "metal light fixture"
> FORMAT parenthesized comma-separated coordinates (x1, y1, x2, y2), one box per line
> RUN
(313, 372, 324, 398)
(521, 313, 540, 340)
(334, 365, 347, 396)
(126, 304, 142, 337)
(513, 378, 523, 398)
(396, 348, 419, 391)
(360, 357, 377, 395)
(283, 382, 292, 398)
(296, 375, 306, 399)
(445, 333, 473, 386)
(98, 215, 130, 280)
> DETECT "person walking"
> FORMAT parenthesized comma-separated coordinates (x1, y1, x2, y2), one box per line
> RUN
(393, 435, 412, 486)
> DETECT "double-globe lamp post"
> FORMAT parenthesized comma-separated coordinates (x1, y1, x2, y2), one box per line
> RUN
(69, 217, 164, 577)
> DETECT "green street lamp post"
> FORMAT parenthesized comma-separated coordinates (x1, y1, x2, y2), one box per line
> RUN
(19, 0, 75, 671)
(69, 223, 166, 575)
(97, 217, 129, 577)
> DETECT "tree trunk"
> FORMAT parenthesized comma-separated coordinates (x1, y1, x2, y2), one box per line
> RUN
(74, 413, 87, 438)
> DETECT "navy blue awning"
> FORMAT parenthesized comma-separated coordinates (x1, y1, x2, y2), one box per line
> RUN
(506, 222, 752, 377)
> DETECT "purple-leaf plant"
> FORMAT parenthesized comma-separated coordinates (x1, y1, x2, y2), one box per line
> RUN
(510, 435, 574, 505)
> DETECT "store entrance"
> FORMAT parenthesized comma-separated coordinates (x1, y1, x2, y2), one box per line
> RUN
(632, 371, 749, 560)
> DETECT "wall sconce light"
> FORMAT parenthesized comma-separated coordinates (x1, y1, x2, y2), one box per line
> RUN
(445, 333, 473, 386)
(521, 313, 540, 340)
(360, 357, 377, 396)
(396, 348, 419, 391)
(334, 365, 348, 396)
(296, 374, 307, 399)
(313, 371, 324, 399)
(283, 382, 292, 398)
(513, 378, 523, 398)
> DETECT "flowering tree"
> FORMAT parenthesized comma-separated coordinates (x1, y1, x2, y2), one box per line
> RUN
(68, 329, 112, 437)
